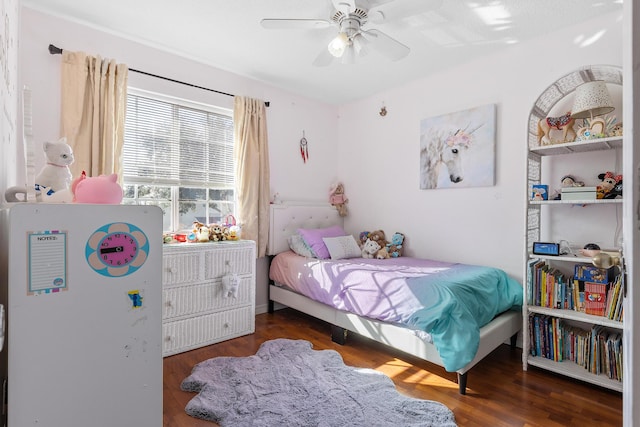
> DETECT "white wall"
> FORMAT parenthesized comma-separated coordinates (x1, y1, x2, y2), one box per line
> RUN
(16, 7, 340, 313)
(1, 0, 19, 194)
(337, 11, 623, 279)
(12, 7, 625, 307)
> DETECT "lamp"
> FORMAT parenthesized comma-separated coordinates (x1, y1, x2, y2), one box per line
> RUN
(591, 251, 622, 269)
(571, 81, 615, 119)
(328, 32, 349, 57)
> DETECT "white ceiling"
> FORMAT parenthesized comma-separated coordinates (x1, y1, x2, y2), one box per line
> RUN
(23, 0, 623, 105)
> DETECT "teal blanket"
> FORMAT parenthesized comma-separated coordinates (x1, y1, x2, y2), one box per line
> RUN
(406, 264, 522, 371)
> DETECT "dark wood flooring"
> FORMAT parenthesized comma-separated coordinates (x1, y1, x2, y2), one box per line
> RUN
(163, 308, 623, 427)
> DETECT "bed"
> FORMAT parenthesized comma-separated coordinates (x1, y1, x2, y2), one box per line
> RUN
(267, 203, 523, 394)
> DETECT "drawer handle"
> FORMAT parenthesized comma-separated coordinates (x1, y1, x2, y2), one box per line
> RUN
(165, 301, 172, 307)
(169, 267, 177, 273)
(165, 336, 172, 342)
(223, 322, 230, 328)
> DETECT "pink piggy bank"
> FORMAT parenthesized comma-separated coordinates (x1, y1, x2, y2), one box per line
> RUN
(72, 172, 123, 204)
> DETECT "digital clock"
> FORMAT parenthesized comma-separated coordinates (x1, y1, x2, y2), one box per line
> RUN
(532, 241, 560, 256)
(85, 222, 149, 277)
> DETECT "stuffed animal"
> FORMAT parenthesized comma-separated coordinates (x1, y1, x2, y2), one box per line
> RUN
(596, 171, 622, 199)
(358, 231, 370, 248)
(221, 273, 240, 298)
(604, 177, 623, 199)
(386, 232, 405, 258)
(208, 223, 225, 241)
(329, 182, 349, 217)
(361, 238, 381, 259)
(73, 172, 123, 204)
(196, 224, 210, 242)
(367, 230, 387, 249)
(376, 247, 390, 259)
(4, 137, 75, 203)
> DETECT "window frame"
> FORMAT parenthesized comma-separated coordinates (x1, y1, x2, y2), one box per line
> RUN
(123, 88, 235, 232)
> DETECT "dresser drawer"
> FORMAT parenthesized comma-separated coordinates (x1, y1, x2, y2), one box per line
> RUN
(162, 251, 202, 286)
(162, 306, 254, 356)
(203, 244, 256, 280)
(163, 276, 253, 320)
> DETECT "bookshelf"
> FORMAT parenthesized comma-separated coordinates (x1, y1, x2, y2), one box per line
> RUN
(523, 65, 624, 392)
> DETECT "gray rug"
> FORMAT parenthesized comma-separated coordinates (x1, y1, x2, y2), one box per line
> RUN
(181, 338, 457, 426)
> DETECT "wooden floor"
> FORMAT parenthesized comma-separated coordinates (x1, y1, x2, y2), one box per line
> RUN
(164, 308, 623, 427)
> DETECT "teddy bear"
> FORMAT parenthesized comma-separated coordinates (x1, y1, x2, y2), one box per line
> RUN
(361, 238, 381, 259)
(367, 230, 387, 250)
(596, 171, 622, 199)
(386, 232, 405, 258)
(329, 182, 348, 217)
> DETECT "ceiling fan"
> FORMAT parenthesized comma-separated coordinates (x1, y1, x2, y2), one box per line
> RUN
(260, 0, 438, 66)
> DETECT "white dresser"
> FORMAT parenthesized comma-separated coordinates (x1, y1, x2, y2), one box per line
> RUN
(161, 240, 256, 357)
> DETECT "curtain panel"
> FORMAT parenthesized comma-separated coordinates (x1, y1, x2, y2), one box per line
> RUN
(233, 96, 270, 258)
(60, 50, 128, 180)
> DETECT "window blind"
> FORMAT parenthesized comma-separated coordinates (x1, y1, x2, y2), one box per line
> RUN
(123, 93, 234, 188)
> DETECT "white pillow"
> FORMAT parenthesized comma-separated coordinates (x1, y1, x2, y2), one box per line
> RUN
(322, 235, 362, 260)
(288, 234, 315, 258)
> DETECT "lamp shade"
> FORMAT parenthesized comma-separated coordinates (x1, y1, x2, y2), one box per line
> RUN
(571, 81, 615, 119)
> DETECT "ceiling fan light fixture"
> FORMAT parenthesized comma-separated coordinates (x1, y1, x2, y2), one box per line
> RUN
(328, 32, 349, 57)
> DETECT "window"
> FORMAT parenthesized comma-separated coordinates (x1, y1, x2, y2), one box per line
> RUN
(122, 89, 235, 232)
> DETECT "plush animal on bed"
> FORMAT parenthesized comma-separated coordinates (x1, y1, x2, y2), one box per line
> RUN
(358, 231, 370, 248)
(376, 247, 390, 259)
(386, 232, 405, 258)
(361, 238, 381, 259)
(367, 230, 387, 249)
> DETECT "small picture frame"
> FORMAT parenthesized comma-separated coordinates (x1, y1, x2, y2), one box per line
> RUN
(531, 184, 548, 201)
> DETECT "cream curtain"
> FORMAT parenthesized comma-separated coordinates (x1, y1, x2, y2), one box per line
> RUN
(60, 50, 128, 179)
(233, 97, 270, 258)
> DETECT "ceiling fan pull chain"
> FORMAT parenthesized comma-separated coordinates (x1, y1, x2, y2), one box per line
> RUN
(300, 131, 309, 163)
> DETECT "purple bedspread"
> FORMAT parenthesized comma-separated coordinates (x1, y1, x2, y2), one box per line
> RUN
(269, 251, 523, 371)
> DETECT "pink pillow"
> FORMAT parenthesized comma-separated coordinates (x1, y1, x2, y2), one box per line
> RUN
(297, 225, 346, 259)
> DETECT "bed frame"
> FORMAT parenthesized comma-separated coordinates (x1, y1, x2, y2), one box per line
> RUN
(267, 203, 521, 394)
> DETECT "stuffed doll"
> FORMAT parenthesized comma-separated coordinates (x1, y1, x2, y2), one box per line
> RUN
(596, 171, 622, 199)
(329, 182, 348, 217)
(386, 232, 405, 258)
(367, 229, 387, 249)
(361, 238, 381, 259)
(376, 247, 390, 259)
(358, 231, 370, 248)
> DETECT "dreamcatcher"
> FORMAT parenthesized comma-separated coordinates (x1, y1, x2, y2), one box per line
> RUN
(300, 131, 309, 163)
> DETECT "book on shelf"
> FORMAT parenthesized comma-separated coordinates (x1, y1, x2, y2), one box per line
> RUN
(584, 282, 607, 316)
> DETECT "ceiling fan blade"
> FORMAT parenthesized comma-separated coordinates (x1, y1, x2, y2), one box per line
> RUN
(361, 29, 409, 61)
(331, 0, 356, 14)
(312, 47, 335, 67)
(368, 0, 444, 24)
(260, 18, 333, 29)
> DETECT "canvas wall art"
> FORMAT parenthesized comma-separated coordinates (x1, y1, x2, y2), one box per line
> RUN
(420, 104, 496, 189)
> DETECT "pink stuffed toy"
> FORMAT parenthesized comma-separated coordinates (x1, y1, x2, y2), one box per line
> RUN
(329, 182, 348, 217)
(73, 171, 123, 204)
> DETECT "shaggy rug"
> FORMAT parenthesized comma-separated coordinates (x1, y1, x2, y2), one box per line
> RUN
(181, 338, 457, 426)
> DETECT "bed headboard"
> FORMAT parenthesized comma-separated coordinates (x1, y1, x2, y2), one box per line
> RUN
(268, 203, 344, 255)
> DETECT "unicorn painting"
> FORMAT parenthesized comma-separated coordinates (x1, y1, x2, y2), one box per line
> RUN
(419, 104, 496, 190)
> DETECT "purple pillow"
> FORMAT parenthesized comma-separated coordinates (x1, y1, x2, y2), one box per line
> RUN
(297, 225, 346, 259)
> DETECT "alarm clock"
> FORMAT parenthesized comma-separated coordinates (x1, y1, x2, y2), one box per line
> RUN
(85, 222, 150, 277)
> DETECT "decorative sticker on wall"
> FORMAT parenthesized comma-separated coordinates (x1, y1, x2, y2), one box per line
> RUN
(27, 230, 68, 295)
(420, 104, 496, 190)
(85, 222, 149, 277)
(128, 290, 143, 309)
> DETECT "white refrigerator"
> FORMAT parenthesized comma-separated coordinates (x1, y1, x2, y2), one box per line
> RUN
(0, 203, 163, 427)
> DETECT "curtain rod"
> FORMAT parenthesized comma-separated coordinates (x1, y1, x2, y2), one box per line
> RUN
(48, 44, 270, 107)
